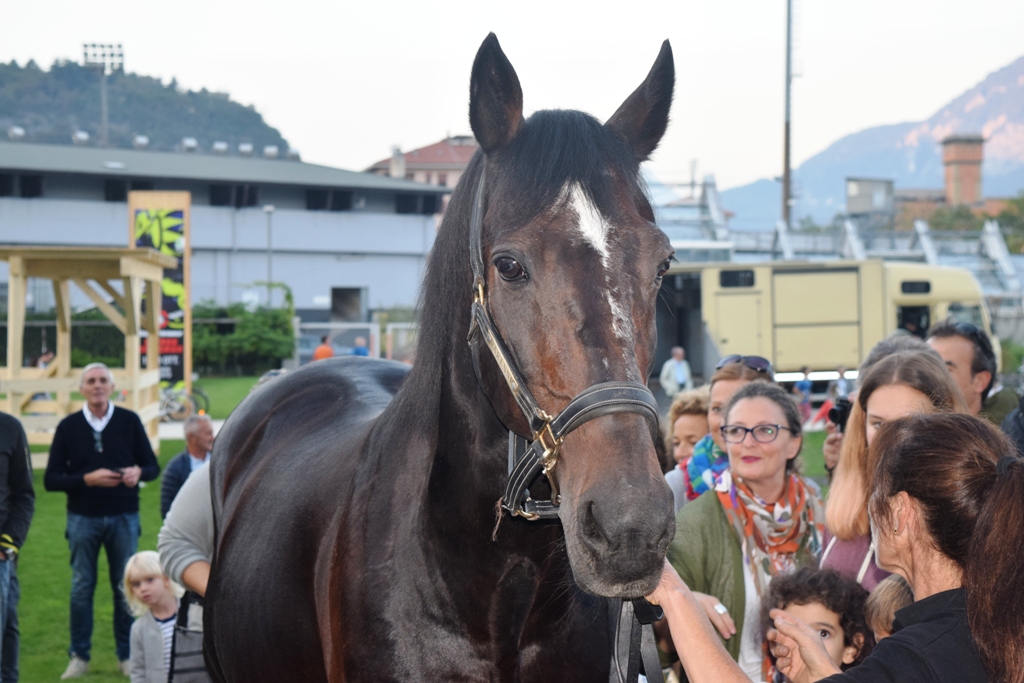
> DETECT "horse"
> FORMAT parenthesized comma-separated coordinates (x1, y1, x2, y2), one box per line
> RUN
(205, 33, 677, 682)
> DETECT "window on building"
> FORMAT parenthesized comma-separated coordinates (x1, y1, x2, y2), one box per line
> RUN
(244, 185, 259, 207)
(19, 175, 42, 198)
(130, 180, 155, 191)
(405, 173, 414, 181)
(104, 179, 128, 202)
(306, 189, 329, 210)
(421, 195, 439, 215)
(210, 184, 233, 206)
(0, 174, 13, 197)
(437, 173, 447, 187)
(330, 191, 352, 212)
(396, 194, 418, 214)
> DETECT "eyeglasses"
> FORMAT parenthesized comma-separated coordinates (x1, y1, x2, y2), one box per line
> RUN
(720, 424, 795, 444)
(715, 355, 773, 375)
(92, 430, 103, 454)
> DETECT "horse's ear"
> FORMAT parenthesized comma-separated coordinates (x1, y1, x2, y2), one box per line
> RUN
(469, 33, 525, 154)
(605, 40, 675, 161)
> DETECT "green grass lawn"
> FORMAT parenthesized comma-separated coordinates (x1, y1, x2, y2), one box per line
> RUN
(801, 430, 828, 482)
(20, 440, 183, 683)
(193, 376, 259, 420)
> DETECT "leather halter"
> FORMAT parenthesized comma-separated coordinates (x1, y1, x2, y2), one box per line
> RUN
(465, 168, 660, 520)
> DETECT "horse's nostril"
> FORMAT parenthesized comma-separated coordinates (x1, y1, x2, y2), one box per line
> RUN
(580, 499, 610, 545)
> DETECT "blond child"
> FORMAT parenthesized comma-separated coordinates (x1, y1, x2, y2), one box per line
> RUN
(864, 574, 913, 642)
(123, 551, 183, 683)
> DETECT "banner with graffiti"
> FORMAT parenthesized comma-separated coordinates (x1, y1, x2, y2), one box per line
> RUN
(129, 192, 191, 389)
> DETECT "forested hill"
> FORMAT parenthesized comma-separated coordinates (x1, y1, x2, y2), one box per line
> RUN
(0, 60, 289, 153)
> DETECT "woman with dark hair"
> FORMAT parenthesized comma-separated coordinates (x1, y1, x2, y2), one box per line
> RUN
(650, 412, 1024, 683)
(666, 381, 824, 681)
(822, 350, 966, 591)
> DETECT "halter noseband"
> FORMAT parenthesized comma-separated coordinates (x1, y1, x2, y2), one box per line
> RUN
(466, 168, 660, 521)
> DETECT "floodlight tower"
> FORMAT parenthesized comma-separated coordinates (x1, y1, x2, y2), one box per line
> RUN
(83, 43, 124, 147)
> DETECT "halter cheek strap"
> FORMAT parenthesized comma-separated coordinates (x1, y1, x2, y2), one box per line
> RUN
(465, 167, 660, 520)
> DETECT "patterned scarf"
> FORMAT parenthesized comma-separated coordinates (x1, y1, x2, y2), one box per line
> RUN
(714, 470, 824, 598)
(684, 434, 730, 501)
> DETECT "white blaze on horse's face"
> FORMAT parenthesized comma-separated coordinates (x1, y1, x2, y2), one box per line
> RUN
(567, 184, 634, 356)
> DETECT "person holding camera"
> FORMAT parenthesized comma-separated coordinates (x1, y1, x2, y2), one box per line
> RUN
(44, 363, 160, 679)
(822, 351, 965, 591)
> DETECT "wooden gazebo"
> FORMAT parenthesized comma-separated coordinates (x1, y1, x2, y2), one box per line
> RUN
(0, 247, 176, 448)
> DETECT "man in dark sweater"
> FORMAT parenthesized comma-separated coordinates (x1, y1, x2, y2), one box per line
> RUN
(0, 411, 35, 683)
(160, 414, 213, 518)
(44, 363, 160, 679)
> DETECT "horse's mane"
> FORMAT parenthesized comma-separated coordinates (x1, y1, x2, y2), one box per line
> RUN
(387, 109, 651, 434)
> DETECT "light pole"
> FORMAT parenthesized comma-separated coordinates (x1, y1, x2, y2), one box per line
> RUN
(82, 43, 123, 147)
(263, 204, 275, 306)
(781, 0, 793, 229)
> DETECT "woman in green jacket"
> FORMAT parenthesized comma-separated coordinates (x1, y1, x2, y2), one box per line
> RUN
(667, 381, 824, 681)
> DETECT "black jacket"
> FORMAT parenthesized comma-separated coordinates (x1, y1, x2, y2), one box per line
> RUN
(0, 412, 35, 552)
(160, 451, 197, 519)
(821, 589, 988, 683)
(1000, 394, 1024, 456)
(44, 407, 160, 516)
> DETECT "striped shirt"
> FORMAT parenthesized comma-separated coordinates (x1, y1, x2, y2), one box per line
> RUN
(156, 614, 176, 671)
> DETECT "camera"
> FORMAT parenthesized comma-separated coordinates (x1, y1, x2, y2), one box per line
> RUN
(828, 398, 853, 433)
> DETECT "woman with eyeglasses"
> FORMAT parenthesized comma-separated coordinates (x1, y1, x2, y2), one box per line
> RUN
(823, 350, 966, 591)
(677, 356, 775, 508)
(665, 381, 824, 682)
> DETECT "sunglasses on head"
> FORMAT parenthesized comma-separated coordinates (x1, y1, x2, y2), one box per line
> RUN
(715, 355, 773, 375)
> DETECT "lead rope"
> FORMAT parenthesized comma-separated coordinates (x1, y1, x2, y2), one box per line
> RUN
(611, 599, 666, 683)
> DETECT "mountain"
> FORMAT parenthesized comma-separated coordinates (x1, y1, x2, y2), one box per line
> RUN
(0, 59, 288, 153)
(722, 55, 1024, 229)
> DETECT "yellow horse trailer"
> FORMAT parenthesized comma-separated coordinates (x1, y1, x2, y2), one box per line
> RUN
(656, 260, 997, 379)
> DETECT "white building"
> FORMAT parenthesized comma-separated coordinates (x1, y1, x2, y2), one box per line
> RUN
(0, 141, 448, 321)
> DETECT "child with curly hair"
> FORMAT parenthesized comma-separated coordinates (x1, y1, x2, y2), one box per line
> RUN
(758, 567, 873, 682)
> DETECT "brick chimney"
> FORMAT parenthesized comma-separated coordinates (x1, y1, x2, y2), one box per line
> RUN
(941, 135, 984, 206)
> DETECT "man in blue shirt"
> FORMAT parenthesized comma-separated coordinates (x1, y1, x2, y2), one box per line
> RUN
(160, 415, 214, 519)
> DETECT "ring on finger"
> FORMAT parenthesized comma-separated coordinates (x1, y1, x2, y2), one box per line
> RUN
(714, 603, 729, 615)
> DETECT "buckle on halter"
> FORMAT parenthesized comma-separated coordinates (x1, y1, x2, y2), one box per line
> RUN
(473, 279, 486, 305)
(536, 421, 563, 503)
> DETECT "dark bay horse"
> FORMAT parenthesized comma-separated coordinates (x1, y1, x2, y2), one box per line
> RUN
(205, 33, 676, 682)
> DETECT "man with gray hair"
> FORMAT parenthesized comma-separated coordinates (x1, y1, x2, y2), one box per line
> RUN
(160, 414, 214, 519)
(44, 363, 160, 679)
(659, 346, 694, 398)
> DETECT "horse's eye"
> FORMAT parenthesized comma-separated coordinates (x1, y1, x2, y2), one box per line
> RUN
(495, 257, 527, 282)
(656, 259, 671, 280)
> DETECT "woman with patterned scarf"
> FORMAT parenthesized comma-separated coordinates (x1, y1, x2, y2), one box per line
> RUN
(682, 357, 775, 503)
(667, 382, 824, 683)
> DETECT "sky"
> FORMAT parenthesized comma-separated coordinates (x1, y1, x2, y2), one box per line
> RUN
(3, 0, 1024, 191)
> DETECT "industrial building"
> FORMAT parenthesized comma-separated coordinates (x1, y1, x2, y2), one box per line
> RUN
(0, 141, 447, 322)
